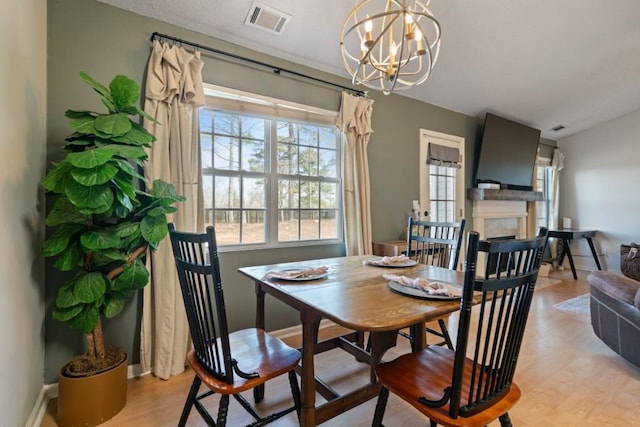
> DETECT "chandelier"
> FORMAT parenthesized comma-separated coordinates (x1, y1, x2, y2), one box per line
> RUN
(340, 0, 442, 95)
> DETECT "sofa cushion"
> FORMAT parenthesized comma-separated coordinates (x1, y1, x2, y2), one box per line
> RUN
(588, 270, 640, 307)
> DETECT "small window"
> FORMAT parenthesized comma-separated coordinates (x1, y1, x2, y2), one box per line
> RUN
(536, 158, 552, 229)
(200, 85, 342, 248)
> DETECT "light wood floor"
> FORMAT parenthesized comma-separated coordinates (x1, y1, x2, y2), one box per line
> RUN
(41, 270, 640, 426)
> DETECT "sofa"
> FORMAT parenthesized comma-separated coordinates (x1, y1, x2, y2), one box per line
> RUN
(588, 266, 640, 367)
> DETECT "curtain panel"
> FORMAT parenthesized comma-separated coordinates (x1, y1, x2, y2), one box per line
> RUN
(337, 92, 374, 256)
(141, 40, 205, 379)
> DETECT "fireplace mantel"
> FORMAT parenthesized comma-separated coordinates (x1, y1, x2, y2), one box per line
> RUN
(467, 188, 543, 202)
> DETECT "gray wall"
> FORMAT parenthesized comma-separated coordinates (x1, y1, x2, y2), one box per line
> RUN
(557, 109, 640, 272)
(46, 0, 555, 383)
(0, 0, 47, 425)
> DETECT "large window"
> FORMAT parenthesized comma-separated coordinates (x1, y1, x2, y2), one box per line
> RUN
(199, 85, 342, 247)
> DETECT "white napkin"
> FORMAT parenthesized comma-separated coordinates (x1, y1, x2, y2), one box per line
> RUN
(383, 273, 450, 295)
(364, 254, 410, 266)
(265, 266, 328, 280)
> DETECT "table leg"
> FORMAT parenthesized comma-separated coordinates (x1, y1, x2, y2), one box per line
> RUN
(300, 311, 321, 427)
(368, 330, 399, 383)
(254, 282, 266, 401)
(586, 237, 602, 270)
(564, 239, 578, 280)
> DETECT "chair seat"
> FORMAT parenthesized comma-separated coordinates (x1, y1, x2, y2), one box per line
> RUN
(188, 328, 301, 395)
(376, 346, 521, 427)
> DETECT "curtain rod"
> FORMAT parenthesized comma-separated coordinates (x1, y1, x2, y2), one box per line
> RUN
(150, 32, 366, 97)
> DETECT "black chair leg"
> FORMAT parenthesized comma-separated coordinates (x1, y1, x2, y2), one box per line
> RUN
(288, 370, 301, 419)
(253, 384, 264, 403)
(372, 386, 389, 426)
(499, 412, 513, 427)
(438, 318, 454, 349)
(178, 376, 201, 427)
(217, 394, 230, 427)
(430, 420, 438, 427)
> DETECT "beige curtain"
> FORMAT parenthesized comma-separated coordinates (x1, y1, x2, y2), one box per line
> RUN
(527, 149, 540, 237)
(549, 149, 565, 265)
(141, 40, 205, 379)
(336, 92, 374, 256)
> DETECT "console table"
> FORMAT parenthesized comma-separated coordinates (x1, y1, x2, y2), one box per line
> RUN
(548, 228, 602, 279)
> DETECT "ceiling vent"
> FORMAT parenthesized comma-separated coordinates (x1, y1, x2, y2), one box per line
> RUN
(551, 125, 566, 132)
(244, 2, 291, 34)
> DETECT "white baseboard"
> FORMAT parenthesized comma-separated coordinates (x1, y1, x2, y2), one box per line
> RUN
(269, 318, 336, 341)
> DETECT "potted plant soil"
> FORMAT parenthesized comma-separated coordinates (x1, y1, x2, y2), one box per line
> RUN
(42, 72, 184, 426)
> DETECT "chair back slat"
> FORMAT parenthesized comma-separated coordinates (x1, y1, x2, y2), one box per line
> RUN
(407, 218, 466, 270)
(449, 228, 548, 418)
(168, 224, 234, 384)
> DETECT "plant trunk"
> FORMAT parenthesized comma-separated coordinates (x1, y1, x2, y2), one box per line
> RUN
(85, 244, 148, 360)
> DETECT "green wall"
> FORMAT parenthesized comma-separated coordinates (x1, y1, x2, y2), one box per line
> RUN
(46, 0, 555, 383)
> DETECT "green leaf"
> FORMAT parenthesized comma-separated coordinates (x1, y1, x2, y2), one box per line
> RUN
(151, 180, 185, 203)
(103, 297, 125, 318)
(65, 180, 114, 211)
(91, 250, 128, 268)
(140, 214, 168, 243)
(65, 110, 97, 119)
(94, 113, 132, 137)
(100, 96, 117, 114)
(42, 223, 85, 257)
(53, 240, 84, 271)
(73, 272, 107, 303)
(80, 229, 122, 251)
(112, 173, 137, 201)
(79, 72, 113, 104)
(46, 197, 89, 226)
(109, 75, 140, 109)
(67, 146, 115, 169)
(113, 259, 149, 291)
(111, 122, 156, 145)
(114, 222, 139, 238)
(43, 161, 73, 193)
(67, 303, 100, 334)
(52, 304, 83, 322)
(56, 280, 79, 308)
(111, 145, 148, 160)
(68, 115, 96, 134)
(70, 162, 119, 186)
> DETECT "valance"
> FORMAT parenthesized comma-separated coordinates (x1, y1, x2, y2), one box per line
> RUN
(427, 143, 461, 169)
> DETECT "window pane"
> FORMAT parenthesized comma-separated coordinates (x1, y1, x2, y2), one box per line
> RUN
(214, 136, 240, 170)
(201, 134, 213, 169)
(299, 147, 318, 176)
(242, 139, 265, 172)
(278, 179, 299, 209)
(300, 180, 319, 209)
(301, 210, 319, 240)
(214, 111, 239, 135)
(298, 124, 318, 147)
(203, 174, 213, 210)
(214, 210, 240, 245)
(319, 127, 337, 149)
(320, 182, 338, 208)
(277, 122, 296, 143)
(278, 210, 299, 241)
(215, 176, 240, 208)
(243, 177, 266, 209)
(319, 148, 337, 178)
(277, 143, 298, 175)
(320, 210, 338, 239)
(241, 211, 265, 244)
(241, 116, 265, 139)
(199, 109, 213, 132)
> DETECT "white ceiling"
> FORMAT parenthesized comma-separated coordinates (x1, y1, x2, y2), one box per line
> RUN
(98, 0, 640, 140)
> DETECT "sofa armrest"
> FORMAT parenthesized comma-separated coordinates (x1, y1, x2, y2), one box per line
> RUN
(588, 270, 640, 306)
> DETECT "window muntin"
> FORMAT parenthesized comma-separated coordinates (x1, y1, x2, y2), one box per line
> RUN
(200, 90, 341, 248)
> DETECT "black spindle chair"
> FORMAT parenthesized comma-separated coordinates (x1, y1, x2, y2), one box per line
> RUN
(168, 224, 301, 427)
(373, 228, 549, 427)
(403, 218, 466, 350)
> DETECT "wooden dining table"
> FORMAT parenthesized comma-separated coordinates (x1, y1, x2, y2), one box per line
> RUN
(238, 255, 465, 427)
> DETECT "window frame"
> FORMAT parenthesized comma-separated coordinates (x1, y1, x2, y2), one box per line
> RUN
(200, 84, 343, 251)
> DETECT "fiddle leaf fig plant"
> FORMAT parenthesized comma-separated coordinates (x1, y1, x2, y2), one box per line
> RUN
(42, 72, 185, 374)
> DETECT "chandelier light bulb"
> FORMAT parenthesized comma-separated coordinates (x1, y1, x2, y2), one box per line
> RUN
(340, 0, 442, 95)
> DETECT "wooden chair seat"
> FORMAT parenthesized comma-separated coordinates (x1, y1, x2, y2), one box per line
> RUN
(376, 346, 521, 427)
(188, 328, 301, 395)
